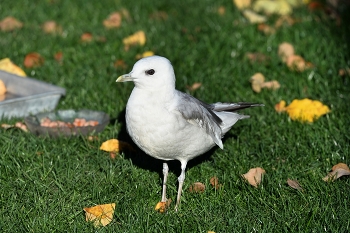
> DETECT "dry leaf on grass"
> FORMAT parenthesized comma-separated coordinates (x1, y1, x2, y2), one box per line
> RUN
(210, 176, 221, 189)
(233, 0, 251, 10)
(103, 12, 122, 29)
(260, 80, 280, 90)
(250, 73, 280, 92)
(114, 59, 128, 69)
(54, 51, 63, 63)
(242, 167, 265, 187)
(123, 31, 146, 50)
(257, 23, 276, 34)
(338, 68, 350, 76)
(0, 58, 26, 77)
(84, 203, 115, 227)
(155, 199, 172, 213)
(24, 53, 44, 68)
(245, 52, 270, 64)
(278, 42, 295, 63)
(186, 82, 202, 91)
(276, 98, 330, 123)
(80, 33, 94, 42)
(189, 182, 205, 193)
(42, 21, 62, 34)
(217, 6, 226, 15)
(100, 139, 133, 156)
(0, 16, 23, 32)
(253, 0, 292, 15)
(323, 163, 350, 182)
(242, 9, 267, 23)
(287, 178, 303, 191)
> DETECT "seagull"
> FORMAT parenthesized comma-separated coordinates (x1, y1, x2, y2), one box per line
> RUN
(116, 56, 263, 211)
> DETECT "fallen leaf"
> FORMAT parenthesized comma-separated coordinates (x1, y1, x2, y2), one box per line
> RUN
(250, 73, 265, 93)
(120, 8, 131, 22)
(208, 231, 216, 233)
(103, 12, 122, 29)
(0, 58, 26, 77)
(274, 100, 287, 113)
(217, 6, 226, 15)
(275, 15, 296, 28)
(114, 59, 128, 69)
(54, 51, 63, 63)
(323, 163, 350, 182)
(100, 139, 133, 153)
(84, 203, 115, 227)
(257, 23, 276, 34)
(123, 31, 146, 50)
(260, 80, 280, 90)
(24, 53, 44, 68)
(80, 33, 94, 42)
(245, 52, 270, 64)
(233, 0, 251, 10)
(242, 9, 267, 24)
(286, 55, 307, 72)
(186, 82, 202, 91)
(287, 178, 303, 191)
(42, 21, 62, 34)
(0, 16, 23, 32)
(189, 182, 205, 193)
(210, 176, 221, 189)
(338, 68, 350, 76)
(0, 80, 6, 96)
(135, 51, 155, 59)
(242, 167, 266, 187)
(280, 98, 330, 123)
(278, 42, 295, 63)
(253, 0, 292, 15)
(155, 199, 172, 213)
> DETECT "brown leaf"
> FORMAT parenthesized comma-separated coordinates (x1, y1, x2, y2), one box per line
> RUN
(217, 6, 226, 15)
(323, 163, 350, 182)
(260, 80, 280, 90)
(54, 51, 63, 63)
(42, 21, 62, 34)
(287, 179, 303, 191)
(210, 176, 221, 189)
(257, 23, 276, 35)
(186, 82, 202, 91)
(278, 42, 295, 63)
(338, 68, 350, 76)
(275, 15, 296, 28)
(23, 53, 44, 68)
(80, 33, 93, 42)
(242, 167, 265, 187)
(103, 12, 122, 29)
(189, 182, 205, 193)
(245, 52, 270, 64)
(114, 59, 128, 69)
(0, 16, 23, 32)
(286, 55, 309, 72)
(250, 73, 265, 93)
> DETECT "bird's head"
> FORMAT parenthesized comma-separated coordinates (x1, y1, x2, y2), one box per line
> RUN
(116, 56, 176, 90)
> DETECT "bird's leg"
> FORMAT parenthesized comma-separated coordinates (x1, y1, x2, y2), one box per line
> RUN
(161, 162, 169, 202)
(175, 161, 187, 211)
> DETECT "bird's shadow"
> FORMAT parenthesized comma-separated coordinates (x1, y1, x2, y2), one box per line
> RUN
(113, 108, 224, 180)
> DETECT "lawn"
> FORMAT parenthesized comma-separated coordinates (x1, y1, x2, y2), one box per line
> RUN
(0, 0, 349, 232)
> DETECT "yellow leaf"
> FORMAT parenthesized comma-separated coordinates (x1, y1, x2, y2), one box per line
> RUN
(253, 0, 292, 15)
(233, 0, 251, 10)
(83, 203, 116, 227)
(135, 51, 154, 59)
(242, 167, 266, 187)
(250, 73, 265, 93)
(260, 80, 280, 90)
(0, 58, 26, 77)
(155, 199, 171, 213)
(123, 31, 146, 50)
(100, 139, 132, 153)
(242, 9, 267, 24)
(274, 100, 287, 113)
(284, 98, 330, 123)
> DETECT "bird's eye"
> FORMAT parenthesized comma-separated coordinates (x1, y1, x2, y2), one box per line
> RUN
(146, 69, 155, 75)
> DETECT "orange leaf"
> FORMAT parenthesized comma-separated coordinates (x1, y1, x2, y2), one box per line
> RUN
(114, 59, 128, 69)
(155, 199, 172, 213)
(0, 16, 23, 32)
(80, 33, 93, 42)
(323, 163, 350, 182)
(274, 100, 287, 113)
(103, 12, 122, 29)
(54, 51, 63, 63)
(210, 176, 221, 189)
(24, 53, 44, 68)
(189, 182, 205, 193)
(100, 139, 133, 153)
(83, 203, 115, 227)
(278, 42, 295, 63)
(242, 167, 265, 187)
(0, 58, 26, 77)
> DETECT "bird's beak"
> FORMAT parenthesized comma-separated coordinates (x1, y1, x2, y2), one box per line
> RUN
(116, 73, 134, 82)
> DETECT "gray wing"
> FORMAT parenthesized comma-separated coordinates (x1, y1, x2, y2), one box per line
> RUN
(174, 91, 224, 148)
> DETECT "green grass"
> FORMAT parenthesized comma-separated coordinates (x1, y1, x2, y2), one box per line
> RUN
(1, 0, 349, 232)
